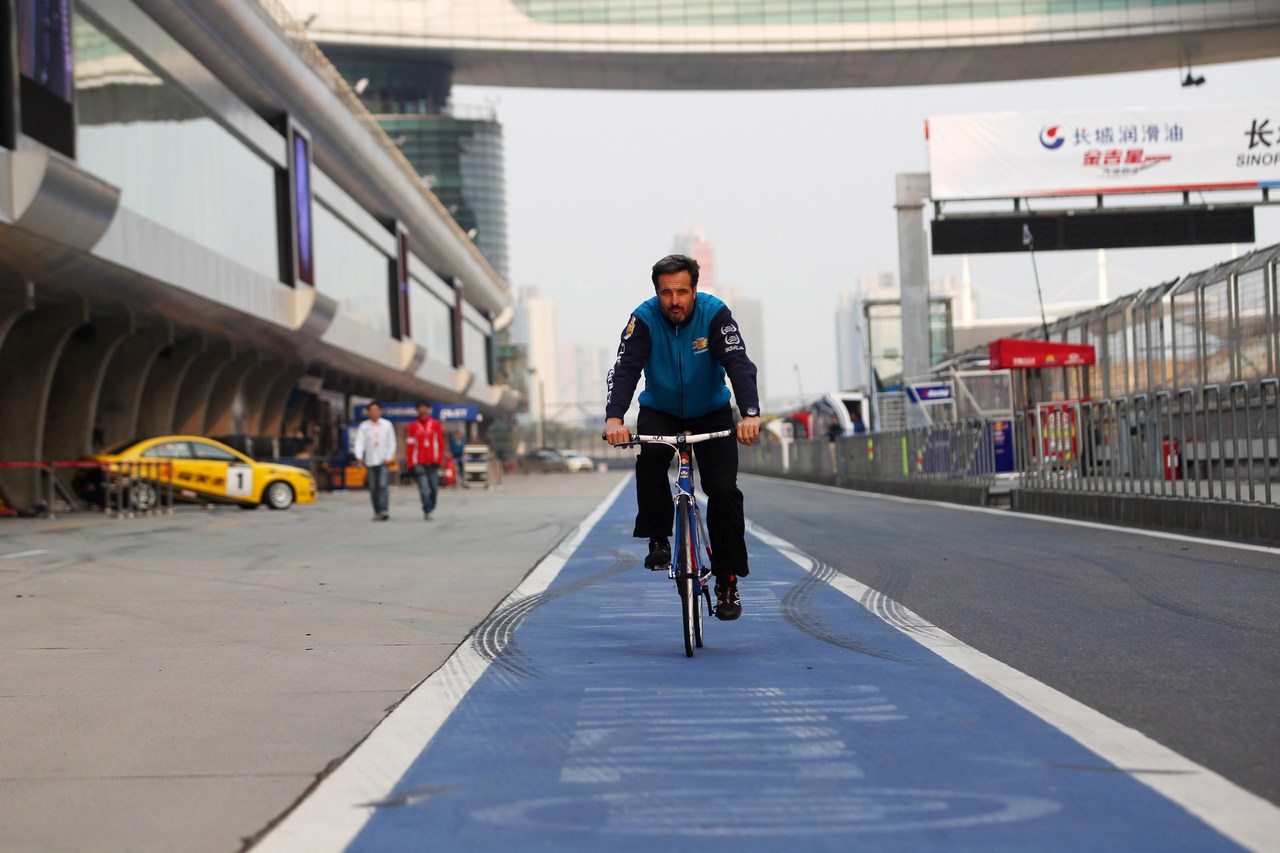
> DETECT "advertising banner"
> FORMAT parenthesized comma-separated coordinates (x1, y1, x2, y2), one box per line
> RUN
(928, 105, 1280, 200)
(988, 338, 1096, 370)
(1036, 402, 1080, 468)
(907, 382, 954, 404)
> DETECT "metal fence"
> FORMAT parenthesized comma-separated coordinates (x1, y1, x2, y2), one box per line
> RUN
(741, 417, 1001, 490)
(744, 380, 1280, 512)
(1018, 380, 1280, 505)
(0, 460, 173, 519)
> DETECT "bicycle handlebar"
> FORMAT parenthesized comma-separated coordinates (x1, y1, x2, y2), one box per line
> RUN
(601, 429, 734, 448)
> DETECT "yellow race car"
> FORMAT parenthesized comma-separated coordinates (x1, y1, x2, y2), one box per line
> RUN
(78, 435, 317, 511)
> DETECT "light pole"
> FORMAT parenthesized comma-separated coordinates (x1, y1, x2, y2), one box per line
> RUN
(528, 367, 546, 449)
(1022, 223, 1051, 342)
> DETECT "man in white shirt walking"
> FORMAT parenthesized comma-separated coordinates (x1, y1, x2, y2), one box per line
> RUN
(353, 401, 397, 520)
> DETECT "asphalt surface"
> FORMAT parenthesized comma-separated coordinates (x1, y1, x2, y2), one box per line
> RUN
(2, 469, 1277, 851)
(261, 478, 1272, 852)
(741, 475, 1280, 806)
(0, 471, 627, 853)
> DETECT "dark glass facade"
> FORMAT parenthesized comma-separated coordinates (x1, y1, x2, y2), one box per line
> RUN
(334, 61, 509, 281)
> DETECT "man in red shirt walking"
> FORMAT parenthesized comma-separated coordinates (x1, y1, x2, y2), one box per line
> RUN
(406, 400, 446, 520)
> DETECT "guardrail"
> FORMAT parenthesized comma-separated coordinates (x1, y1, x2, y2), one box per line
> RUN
(741, 417, 1004, 502)
(1016, 379, 1280, 506)
(741, 378, 1280, 522)
(0, 461, 174, 519)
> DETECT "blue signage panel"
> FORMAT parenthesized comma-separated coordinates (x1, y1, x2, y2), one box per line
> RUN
(354, 402, 478, 423)
(909, 382, 954, 403)
(353, 402, 419, 423)
(436, 404, 478, 422)
(989, 417, 1015, 473)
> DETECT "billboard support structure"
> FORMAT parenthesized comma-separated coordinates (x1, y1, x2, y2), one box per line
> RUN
(896, 172, 931, 428)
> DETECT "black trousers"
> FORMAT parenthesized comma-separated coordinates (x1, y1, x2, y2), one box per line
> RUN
(633, 405, 749, 578)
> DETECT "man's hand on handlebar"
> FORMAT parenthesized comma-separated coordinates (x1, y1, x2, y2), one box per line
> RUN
(603, 418, 632, 446)
(737, 415, 761, 447)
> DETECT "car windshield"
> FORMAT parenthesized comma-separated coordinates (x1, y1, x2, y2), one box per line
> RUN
(143, 441, 194, 459)
(97, 437, 148, 455)
(190, 441, 239, 462)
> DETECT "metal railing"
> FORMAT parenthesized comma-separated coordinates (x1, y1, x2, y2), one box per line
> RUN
(1017, 379, 1279, 505)
(742, 416, 1004, 490)
(742, 377, 1279, 511)
(0, 461, 174, 519)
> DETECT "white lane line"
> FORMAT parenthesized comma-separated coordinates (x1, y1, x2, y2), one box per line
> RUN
(744, 474, 1280, 557)
(1, 550, 48, 560)
(748, 519, 1280, 853)
(254, 475, 632, 853)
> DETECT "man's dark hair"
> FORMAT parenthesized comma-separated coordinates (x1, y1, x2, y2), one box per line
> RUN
(651, 254, 700, 289)
(416, 400, 431, 409)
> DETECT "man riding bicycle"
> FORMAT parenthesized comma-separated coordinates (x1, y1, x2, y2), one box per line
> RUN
(603, 254, 761, 621)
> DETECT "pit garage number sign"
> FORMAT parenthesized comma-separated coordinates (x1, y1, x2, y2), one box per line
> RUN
(227, 464, 254, 498)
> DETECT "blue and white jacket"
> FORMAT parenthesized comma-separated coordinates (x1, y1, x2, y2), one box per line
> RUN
(605, 292, 760, 421)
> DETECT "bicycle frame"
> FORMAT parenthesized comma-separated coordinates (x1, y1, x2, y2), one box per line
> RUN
(672, 445, 711, 585)
(609, 429, 732, 656)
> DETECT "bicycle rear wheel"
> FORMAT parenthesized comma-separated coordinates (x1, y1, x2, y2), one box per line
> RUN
(676, 496, 697, 657)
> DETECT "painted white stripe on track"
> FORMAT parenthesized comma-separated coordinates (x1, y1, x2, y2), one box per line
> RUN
(254, 475, 633, 853)
(1, 550, 48, 560)
(744, 474, 1280, 557)
(747, 519, 1280, 853)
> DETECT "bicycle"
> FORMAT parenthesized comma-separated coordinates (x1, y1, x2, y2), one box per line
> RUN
(607, 429, 732, 657)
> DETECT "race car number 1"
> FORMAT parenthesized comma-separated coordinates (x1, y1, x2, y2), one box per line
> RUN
(227, 465, 254, 497)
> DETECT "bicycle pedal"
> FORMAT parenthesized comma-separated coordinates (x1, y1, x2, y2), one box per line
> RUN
(650, 562, 671, 571)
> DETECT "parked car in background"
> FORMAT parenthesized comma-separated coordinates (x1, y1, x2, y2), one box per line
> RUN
(521, 448, 569, 473)
(76, 435, 317, 510)
(558, 450, 594, 472)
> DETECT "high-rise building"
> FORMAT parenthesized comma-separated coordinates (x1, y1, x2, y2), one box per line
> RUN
(558, 342, 613, 426)
(671, 228, 766, 406)
(838, 272, 968, 391)
(704, 283, 766, 407)
(672, 228, 715, 290)
(513, 287, 559, 441)
(836, 274, 895, 394)
(327, 63, 510, 282)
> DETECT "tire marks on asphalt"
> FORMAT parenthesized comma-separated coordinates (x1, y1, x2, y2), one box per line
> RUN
(471, 549, 635, 679)
(771, 541, 924, 665)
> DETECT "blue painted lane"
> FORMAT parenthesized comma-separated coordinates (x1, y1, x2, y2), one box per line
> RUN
(346, 490, 1240, 851)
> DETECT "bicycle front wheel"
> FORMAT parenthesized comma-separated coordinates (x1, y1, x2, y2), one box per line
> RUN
(676, 496, 697, 657)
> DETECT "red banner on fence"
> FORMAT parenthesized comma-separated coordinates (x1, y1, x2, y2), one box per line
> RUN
(988, 338, 1096, 370)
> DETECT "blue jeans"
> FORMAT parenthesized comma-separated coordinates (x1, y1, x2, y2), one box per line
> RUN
(366, 464, 390, 515)
(413, 463, 440, 515)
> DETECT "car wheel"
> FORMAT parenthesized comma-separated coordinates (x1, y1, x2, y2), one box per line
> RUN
(264, 481, 295, 510)
(130, 481, 158, 512)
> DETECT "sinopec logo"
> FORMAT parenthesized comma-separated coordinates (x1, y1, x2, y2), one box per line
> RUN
(1039, 125, 1065, 150)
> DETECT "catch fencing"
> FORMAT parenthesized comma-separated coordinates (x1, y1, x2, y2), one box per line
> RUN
(1017, 380, 1280, 505)
(743, 243, 1280, 541)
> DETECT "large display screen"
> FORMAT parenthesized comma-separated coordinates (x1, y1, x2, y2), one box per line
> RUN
(397, 229, 411, 339)
(16, 0, 72, 102)
(13, 0, 75, 155)
(290, 126, 315, 285)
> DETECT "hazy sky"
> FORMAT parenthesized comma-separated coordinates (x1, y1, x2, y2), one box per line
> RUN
(457, 57, 1280, 407)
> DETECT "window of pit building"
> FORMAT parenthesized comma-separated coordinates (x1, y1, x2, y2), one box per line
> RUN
(72, 15, 280, 281)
